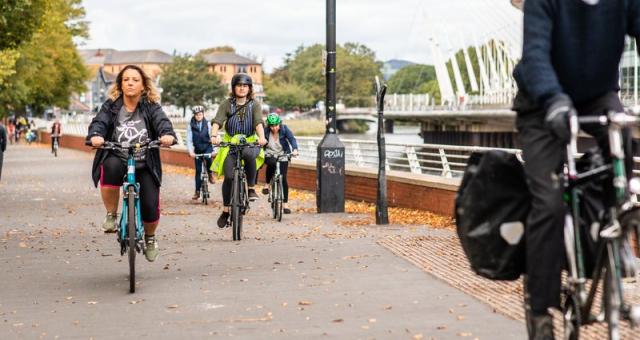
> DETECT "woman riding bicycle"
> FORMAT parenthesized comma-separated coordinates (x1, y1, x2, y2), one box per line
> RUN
(187, 105, 216, 200)
(86, 64, 176, 262)
(261, 113, 298, 214)
(210, 73, 267, 228)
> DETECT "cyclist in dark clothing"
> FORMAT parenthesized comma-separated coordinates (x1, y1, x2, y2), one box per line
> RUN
(187, 105, 216, 200)
(86, 64, 176, 262)
(210, 73, 267, 228)
(0, 122, 6, 181)
(512, 1, 640, 339)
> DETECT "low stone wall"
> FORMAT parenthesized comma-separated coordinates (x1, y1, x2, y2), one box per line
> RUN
(40, 132, 459, 217)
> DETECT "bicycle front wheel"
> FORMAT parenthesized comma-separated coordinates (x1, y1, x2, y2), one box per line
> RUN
(275, 179, 283, 222)
(604, 241, 622, 340)
(231, 170, 243, 241)
(201, 179, 208, 205)
(562, 291, 580, 340)
(127, 185, 137, 293)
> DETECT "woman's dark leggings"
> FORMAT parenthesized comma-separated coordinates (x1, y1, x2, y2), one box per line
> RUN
(100, 155, 160, 223)
(222, 147, 258, 206)
(265, 157, 289, 202)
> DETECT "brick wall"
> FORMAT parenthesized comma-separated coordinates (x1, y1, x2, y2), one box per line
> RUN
(40, 133, 459, 216)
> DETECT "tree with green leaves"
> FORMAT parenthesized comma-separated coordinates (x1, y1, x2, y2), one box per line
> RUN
(160, 54, 226, 117)
(386, 64, 436, 94)
(0, 0, 89, 117)
(196, 46, 236, 56)
(269, 42, 382, 108)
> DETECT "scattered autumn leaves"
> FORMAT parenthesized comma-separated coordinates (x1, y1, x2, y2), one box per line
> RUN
(289, 189, 454, 229)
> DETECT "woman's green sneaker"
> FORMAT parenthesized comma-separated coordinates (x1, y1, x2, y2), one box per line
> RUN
(144, 235, 159, 262)
(102, 213, 118, 233)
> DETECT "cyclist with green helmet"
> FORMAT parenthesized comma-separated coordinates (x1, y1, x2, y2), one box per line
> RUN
(261, 112, 298, 214)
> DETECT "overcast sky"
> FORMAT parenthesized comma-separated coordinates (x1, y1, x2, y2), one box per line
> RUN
(80, 0, 522, 72)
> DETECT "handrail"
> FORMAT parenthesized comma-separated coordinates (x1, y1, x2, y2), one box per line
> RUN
(57, 123, 640, 178)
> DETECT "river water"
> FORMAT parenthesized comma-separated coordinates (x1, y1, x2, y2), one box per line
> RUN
(310, 124, 423, 145)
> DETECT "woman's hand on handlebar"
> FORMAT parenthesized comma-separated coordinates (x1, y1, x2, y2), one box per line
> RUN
(160, 135, 175, 147)
(292, 149, 299, 157)
(90, 136, 104, 147)
(211, 135, 220, 145)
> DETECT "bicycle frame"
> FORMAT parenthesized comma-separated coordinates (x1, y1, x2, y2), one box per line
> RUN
(120, 147, 144, 251)
(563, 111, 640, 336)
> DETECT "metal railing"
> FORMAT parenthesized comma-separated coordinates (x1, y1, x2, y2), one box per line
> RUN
(295, 136, 521, 178)
(57, 123, 640, 178)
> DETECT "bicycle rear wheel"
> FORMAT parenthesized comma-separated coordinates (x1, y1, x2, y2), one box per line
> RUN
(232, 170, 243, 241)
(127, 186, 137, 293)
(604, 241, 622, 340)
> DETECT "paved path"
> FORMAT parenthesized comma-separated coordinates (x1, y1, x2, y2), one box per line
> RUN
(0, 144, 525, 339)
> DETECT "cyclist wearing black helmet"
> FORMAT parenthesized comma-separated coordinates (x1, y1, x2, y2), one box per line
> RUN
(210, 73, 267, 228)
(187, 105, 216, 200)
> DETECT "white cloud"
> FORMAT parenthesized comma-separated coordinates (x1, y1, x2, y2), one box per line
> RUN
(80, 0, 522, 72)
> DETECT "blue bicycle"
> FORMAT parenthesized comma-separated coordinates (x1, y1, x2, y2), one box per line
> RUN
(88, 139, 161, 293)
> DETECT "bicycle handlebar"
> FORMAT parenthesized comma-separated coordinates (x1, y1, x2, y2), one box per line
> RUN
(86, 139, 162, 151)
(194, 153, 214, 158)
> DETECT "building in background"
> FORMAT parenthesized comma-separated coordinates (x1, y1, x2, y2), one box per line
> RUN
(199, 51, 264, 100)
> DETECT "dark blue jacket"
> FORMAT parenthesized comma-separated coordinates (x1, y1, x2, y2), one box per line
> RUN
(513, 0, 640, 109)
(190, 118, 213, 154)
(264, 124, 298, 154)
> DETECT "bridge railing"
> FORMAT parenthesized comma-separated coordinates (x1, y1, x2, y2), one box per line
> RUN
(57, 123, 640, 178)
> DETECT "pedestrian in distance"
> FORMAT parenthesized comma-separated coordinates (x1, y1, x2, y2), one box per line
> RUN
(512, 1, 640, 339)
(86, 64, 177, 262)
(187, 105, 216, 200)
(210, 73, 268, 228)
(51, 118, 62, 154)
(0, 122, 6, 182)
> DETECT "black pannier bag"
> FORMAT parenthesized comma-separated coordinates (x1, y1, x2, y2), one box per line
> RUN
(455, 150, 529, 281)
(455, 149, 605, 281)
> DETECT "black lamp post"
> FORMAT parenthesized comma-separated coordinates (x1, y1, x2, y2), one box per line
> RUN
(316, 0, 345, 213)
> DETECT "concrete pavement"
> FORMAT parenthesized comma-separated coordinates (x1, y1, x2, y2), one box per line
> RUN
(0, 144, 525, 339)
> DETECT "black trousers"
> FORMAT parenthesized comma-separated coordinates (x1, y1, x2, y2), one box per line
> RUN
(100, 155, 161, 223)
(265, 157, 290, 202)
(515, 91, 632, 313)
(221, 147, 259, 206)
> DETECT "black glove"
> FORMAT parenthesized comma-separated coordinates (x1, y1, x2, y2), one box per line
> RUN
(544, 93, 573, 144)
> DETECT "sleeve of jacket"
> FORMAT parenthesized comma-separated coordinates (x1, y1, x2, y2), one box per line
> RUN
(284, 125, 298, 150)
(86, 100, 112, 141)
(186, 124, 194, 154)
(514, 0, 563, 106)
(252, 102, 264, 130)
(150, 103, 177, 139)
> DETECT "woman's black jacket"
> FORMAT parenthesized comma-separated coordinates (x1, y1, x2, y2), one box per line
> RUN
(85, 96, 177, 187)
